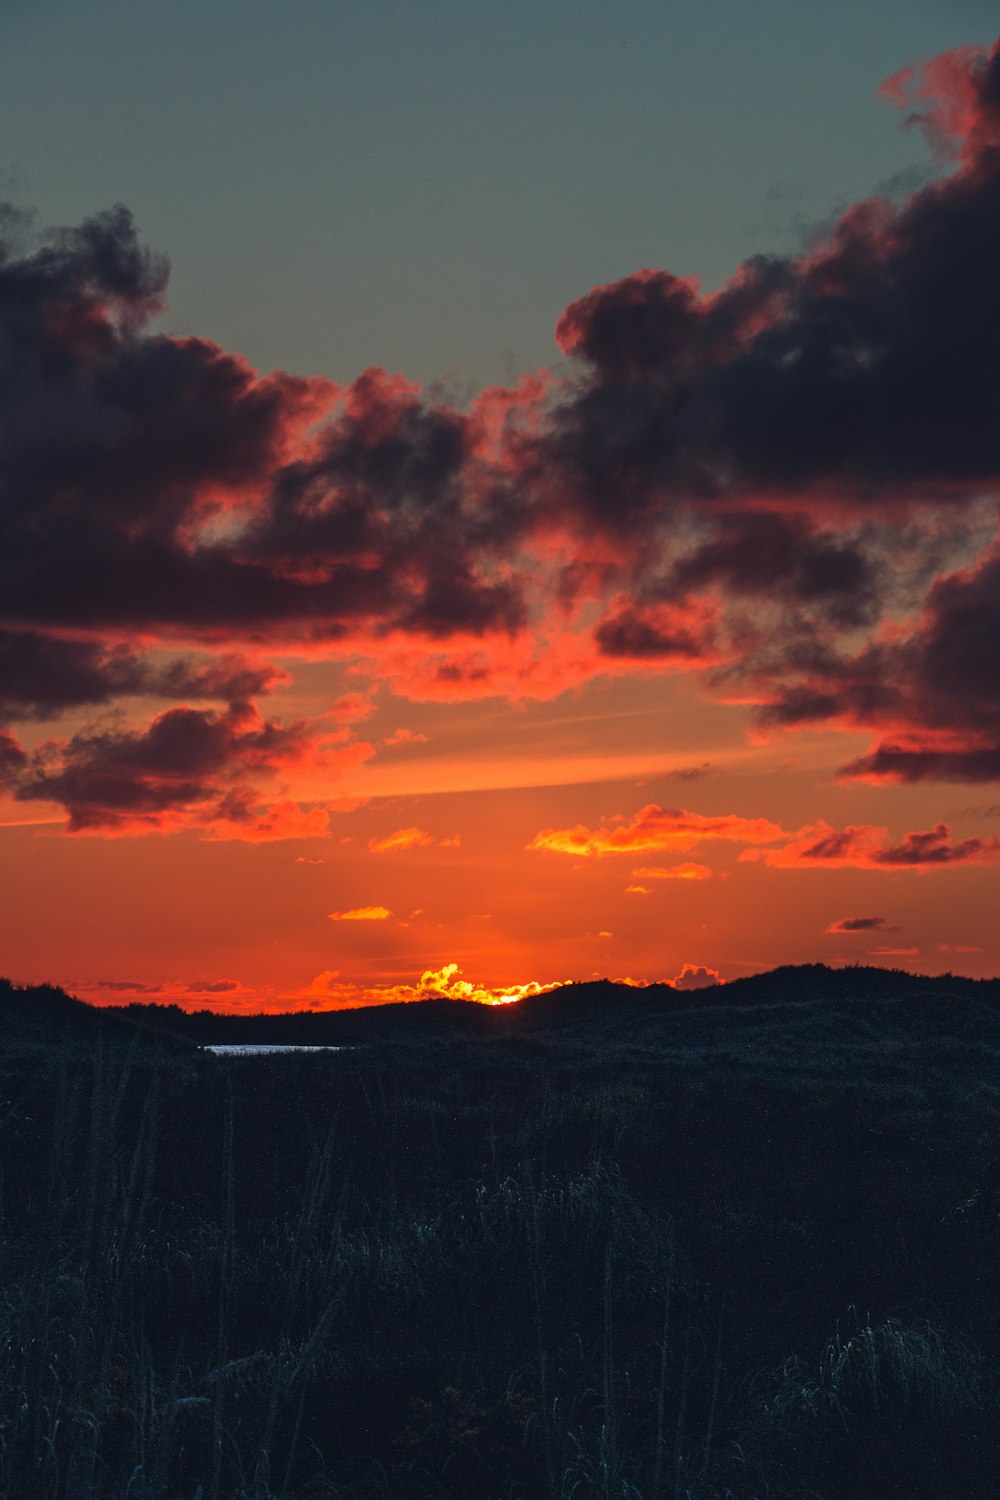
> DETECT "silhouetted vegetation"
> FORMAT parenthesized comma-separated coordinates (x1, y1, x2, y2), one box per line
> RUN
(3, 966, 1000, 1496)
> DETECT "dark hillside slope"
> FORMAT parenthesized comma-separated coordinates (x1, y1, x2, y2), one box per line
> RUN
(0, 976, 176, 1054)
(4, 963, 1000, 1057)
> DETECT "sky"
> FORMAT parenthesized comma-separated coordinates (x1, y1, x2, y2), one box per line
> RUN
(1, 2, 1000, 1010)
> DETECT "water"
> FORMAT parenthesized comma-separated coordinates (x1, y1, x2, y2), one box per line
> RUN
(200, 1044, 347, 1056)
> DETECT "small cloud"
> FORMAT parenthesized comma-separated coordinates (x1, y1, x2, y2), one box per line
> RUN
(382, 727, 430, 748)
(669, 762, 714, 782)
(632, 862, 713, 881)
(294, 856, 326, 865)
(826, 915, 894, 934)
(936, 942, 984, 953)
(625, 884, 651, 895)
(329, 692, 377, 723)
(369, 826, 435, 853)
(668, 963, 721, 991)
(206, 800, 330, 843)
(93, 979, 159, 993)
(598, 930, 614, 939)
(868, 946, 919, 957)
(439, 833, 462, 848)
(328, 905, 393, 921)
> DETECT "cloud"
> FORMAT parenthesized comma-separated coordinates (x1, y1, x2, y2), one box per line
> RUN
(744, 820, 1000, 870)
(367, 825, 461, 853)
(668, 963, 721, 991)
(7, 700, 365, 837)
(667, 762, 714, 782)
(382, 727, 430, 748)
(868, 946, 920, 958)
(329, 693, 377, 723)
(871, 823, 1000, 866)
(415, 962, 560, 1005)
(826, 915, 894, 933)
(2, 33, 1000, 833)
(0, 632, 287, 720)
(751, 540, 1000, 786)
(843, 741, 1000, 785)
(204, 799, 330, 843)
(631, 862, 713, 881)
(77, 962, 562, 1012)
(328, 906, 393, 921)
(529, 803, 785, 858)
(368, 826, 435, 854)
(550, 39, 1000, 516)
(0, 728, 27, 789)
(594, 599, 720, 663)
(667, 512, 879, 628)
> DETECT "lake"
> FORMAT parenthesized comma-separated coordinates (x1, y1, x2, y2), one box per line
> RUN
(200, 1044, 348, 1056)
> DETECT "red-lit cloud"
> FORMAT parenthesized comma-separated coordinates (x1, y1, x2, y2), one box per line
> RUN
(328, 906, 393, 922)
(368, 826, 436, 853)
(529, 804, 785, 858)
(367, 826, 461, 853)
(382, 728, 430, 748)
(668, 963, 721, 990)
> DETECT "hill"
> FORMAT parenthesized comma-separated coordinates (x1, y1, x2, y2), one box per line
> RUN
(4, 961, 1000, 1054)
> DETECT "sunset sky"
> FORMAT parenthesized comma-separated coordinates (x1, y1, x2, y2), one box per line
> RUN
(2, 2, 1000, 1010)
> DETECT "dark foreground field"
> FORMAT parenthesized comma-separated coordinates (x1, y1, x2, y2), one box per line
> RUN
(3, 966, 1000, 1499)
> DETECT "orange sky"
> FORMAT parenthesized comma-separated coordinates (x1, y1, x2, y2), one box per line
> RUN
(3, 667, 998, 1010)
(2, 36, 1000, 1009)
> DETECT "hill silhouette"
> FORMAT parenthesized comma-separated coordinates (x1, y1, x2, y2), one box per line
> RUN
(3, 962, 999, 1052)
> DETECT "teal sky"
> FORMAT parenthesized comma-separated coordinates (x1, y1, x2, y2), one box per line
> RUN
(2, 0, 995, 388)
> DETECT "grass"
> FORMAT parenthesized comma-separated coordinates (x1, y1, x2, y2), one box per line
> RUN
(3, 972, 1000, 1495)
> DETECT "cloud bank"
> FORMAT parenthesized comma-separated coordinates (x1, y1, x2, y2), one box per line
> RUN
(2, 37, 1000, 838)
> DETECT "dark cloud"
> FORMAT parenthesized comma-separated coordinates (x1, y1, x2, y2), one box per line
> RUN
(871, 823, 1000, 866)
(594, 608, 711, 661)
(843, 743, 1000, 784)
(0, 728, 26, 788)
(548, 39, 1000, 515)
(0, 36, 999, 821)
(668, 512, 879, 628)
(746, 819, 1000, 869)
(750, 540, 1000, 782)
(93, 979, 159, 993)
(826, 915, 894, 934)
(13, 701, 313, 834)
(0, 633, 284, 719)
(6, 38, 999, 654)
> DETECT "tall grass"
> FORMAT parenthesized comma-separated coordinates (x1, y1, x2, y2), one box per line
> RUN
(2, 1019, 1000, 1497)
